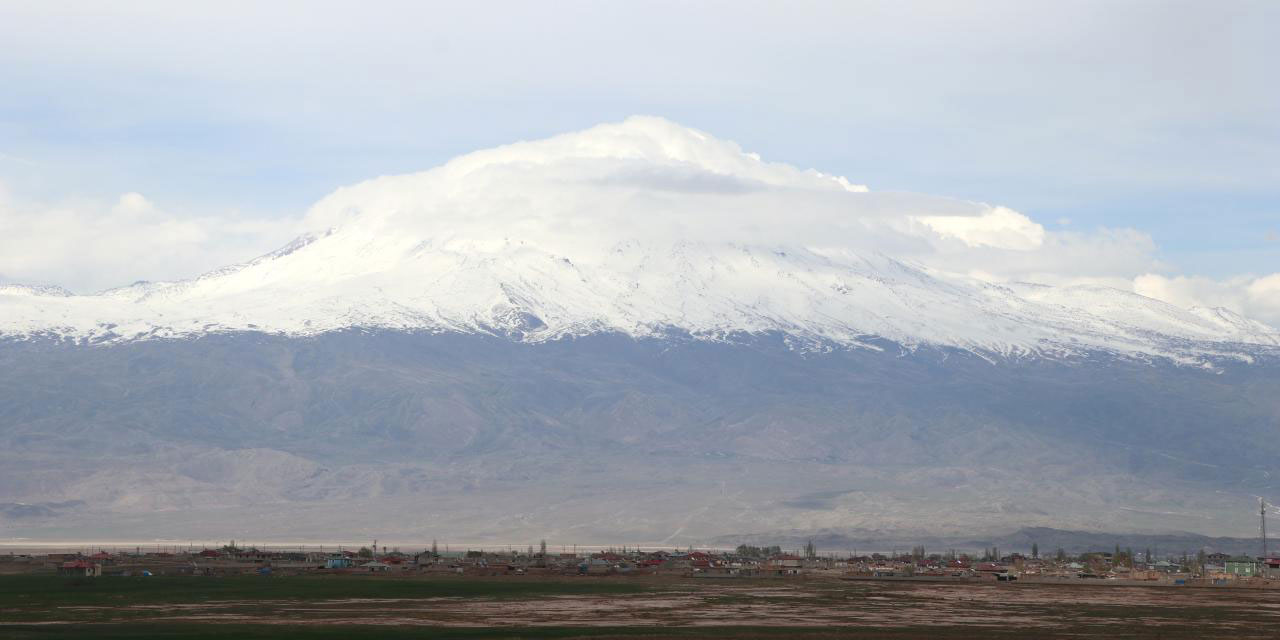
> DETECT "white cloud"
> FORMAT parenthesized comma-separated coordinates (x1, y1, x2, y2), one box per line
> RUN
(0, 187, 299, 293)
(1134, 273, 1280, 327)
(296, 116, 1171, 293)
(0, 2, 1272, 320)
(293, 116, 1280, 327)
(1, 117, 1275, 330)
(915, 206, 1046, 251)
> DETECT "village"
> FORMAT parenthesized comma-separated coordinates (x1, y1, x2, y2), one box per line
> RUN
(12, 539, 1280, 637)
(7, 539, 1280, 588)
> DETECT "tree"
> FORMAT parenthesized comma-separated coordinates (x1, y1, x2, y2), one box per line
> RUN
(540, 539, 547, 556)
(431, 539, 438, 558)
(736, 545, 782, 558)
(1055, 548, 1066, 562)
(804, 540, 817, 559)
(1031, 543, 1039, 559)
(357, 546, 373, 558)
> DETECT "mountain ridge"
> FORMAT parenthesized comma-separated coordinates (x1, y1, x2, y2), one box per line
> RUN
(2, 242, 1276, 362)
(3, 330, 1277, 542)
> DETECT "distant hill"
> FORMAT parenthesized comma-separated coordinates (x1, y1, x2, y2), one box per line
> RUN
(1, 331, 1277, 543)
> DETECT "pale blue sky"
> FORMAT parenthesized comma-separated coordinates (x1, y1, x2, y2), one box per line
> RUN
(1, 1, 1277, 288)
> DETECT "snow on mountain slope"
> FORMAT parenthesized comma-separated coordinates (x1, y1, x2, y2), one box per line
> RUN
(1, 117, 1276, 360)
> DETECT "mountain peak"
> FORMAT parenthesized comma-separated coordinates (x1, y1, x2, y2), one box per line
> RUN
(1, 119, 1276, 361)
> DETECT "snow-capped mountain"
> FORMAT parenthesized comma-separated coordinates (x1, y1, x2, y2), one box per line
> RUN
(2, 117, 1275, 363)
(5, 118, 1280, 545)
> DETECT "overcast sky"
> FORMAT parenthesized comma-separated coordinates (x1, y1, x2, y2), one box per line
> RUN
(1, 1, 1277, 318)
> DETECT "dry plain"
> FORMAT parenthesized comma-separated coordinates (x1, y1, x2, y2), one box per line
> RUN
(4, 573, 1280, 638)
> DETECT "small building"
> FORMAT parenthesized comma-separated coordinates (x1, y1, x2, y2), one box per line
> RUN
(974, 562, 1008, 578)
(1225, 557, 1260, 577)
(58, 561, 101, 577)
(1261, 557, 1280, 578)
(325, 556, 354, 569)
(766, 556, 803, 575)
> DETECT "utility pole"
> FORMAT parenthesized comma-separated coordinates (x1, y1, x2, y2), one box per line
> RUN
(1261, 498, 1268, 559)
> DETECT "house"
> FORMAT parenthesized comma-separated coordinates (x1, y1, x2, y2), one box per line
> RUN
(325, 556, 354, 569)
(58, 560, 101, 577)
(361, 561, 392, 572)
(235, 549, 271, 562)
(1225, 557, 1260, 577)
(974, 562, 1008, 577)
(1257, 557, 1280, 578)
(766, 555, 803, 575)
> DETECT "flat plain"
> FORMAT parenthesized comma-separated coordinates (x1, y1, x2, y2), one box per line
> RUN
(4, 574, 1280, 638)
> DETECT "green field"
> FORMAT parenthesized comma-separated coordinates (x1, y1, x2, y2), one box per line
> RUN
(0, 573, 646, 609)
